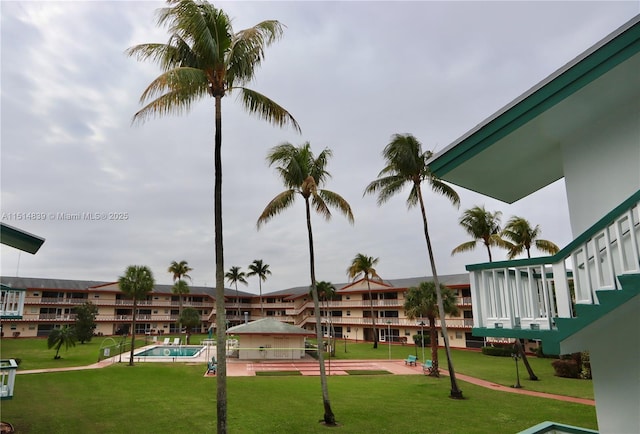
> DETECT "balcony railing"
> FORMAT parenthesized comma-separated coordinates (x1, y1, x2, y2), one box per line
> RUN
(468, 191, 640, 332)
(0, 288, 25, 318)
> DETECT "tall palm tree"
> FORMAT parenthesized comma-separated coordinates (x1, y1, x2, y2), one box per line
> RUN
(257, 142, 354, 425)
(453, 213, 540, 381)
(501, 216, 560, 259)
(364, 133, 463, 399)
(247, 259, 271, 316)
(225, 266, 248, 320)
(451, 206, 507, 262)
(346, 254, 382, 349)
(168, 260, 192, 330)
(118, 265, 155, 366)
(47, 325, 77, 359)
(179, 307, 202, 344)
(404, 281, 459, 377)
(501, 216, 558, 381)
(127, 2, 299, 430)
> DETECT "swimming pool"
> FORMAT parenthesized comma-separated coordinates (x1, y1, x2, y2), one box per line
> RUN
(135, 345, 205, 358)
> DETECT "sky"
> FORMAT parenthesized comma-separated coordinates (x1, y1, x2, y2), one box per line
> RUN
(1, 1, 638, 293)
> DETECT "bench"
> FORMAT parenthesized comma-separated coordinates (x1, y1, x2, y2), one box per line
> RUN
(422, 359, 434, 375)
(404, 355, 418, 366)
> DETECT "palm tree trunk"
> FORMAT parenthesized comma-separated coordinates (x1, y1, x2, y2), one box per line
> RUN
(417, 188, 463, 399)
(129, 299, 137, 366)
(428, 317, 439, 377)
(235, 283, 240, 321)
(515, 339, 538, 380)
(305, 198, 336, 425)
(367, 280, 378, 349)
(259, 280, 263, 316)
(214, 94, 228, 434)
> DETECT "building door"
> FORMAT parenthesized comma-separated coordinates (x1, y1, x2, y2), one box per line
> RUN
(273, 337, 290, 359)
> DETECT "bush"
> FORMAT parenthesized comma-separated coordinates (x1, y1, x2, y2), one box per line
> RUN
(412, 334, 430, 347)
(580, 351, 592, 379)
(551, 359, 581, 378)
(481, 346, 514, 357)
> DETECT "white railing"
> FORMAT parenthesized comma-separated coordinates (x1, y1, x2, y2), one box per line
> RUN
(0, 289, 25, 318)
(469, 193, 640, 331)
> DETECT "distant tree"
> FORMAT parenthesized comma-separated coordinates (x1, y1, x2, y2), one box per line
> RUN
(47, 325, 77, 359)
(74, 301, 98, 343)
(180, 307, 202, 345)
(501, 216, 560, 259)
(451, 206, 508, 262)
(404, 281, 459, 377)
(313, 281, 337, 354)
(225, 266, 248, 319)
(168, 260, 193, 326)
(118, 265, 155, 366)
(346, 253, 382, 348)
(247, 260, 272, 316)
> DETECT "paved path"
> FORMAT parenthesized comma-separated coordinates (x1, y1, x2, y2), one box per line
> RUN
(18, 358, 594, 406)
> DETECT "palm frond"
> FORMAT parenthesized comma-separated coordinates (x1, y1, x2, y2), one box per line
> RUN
(256, 189, 296, 228)
(238, 87, 301, 132)
(319, 189, 354, 224)
(363, 175, 406, 206)
(228, 20, 284, 83)
(429, 177, 460, 208)
(311, 192, 332, 221)
(451, 240, 477, 255)
(535, 239, 560, 255)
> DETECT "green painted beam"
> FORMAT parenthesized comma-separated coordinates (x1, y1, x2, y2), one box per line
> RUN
(0, 223, 45, 254)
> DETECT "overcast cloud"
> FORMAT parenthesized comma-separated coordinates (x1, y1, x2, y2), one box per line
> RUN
(1, 1, 638, 292)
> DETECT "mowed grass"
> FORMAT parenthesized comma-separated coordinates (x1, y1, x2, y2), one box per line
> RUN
(2, 338, 597, 433)
(2, 363, 597, 434)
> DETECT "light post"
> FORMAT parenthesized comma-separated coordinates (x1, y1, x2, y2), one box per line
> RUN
(344, 335, 348, 353)
(418, 321, 426, 362)
(511, 352, 522, 388)
(386, 321, 391, 360)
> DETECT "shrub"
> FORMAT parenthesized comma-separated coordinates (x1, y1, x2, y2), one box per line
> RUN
(552, 359, 581, 378)
(481, 346, 514, 357)
(580, 351, 592, 379)
(412, 334, 430, 347)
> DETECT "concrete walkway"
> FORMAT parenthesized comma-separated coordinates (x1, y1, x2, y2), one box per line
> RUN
(17, 357, 594, 406)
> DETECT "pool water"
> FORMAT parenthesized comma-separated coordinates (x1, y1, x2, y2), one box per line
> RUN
(136, 346, 205, 357)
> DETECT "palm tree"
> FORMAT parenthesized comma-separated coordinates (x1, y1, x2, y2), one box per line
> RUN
(501, 216, 559, 381)
(314, 281, 337, 354)
(364, 133, 463, 399)
(404, 281, 459, 377)
(501, 216, 560, 259)
(168, 260, 193, 283)
(172, 279, 190, 329)
(346, 254, 382, 349)
(127, 3, 300, 429)
(225, 266, 248, 320)
(47, 325, 77, 359)
(453, 212, 540, 381)
(118, 265, 155, 366)
(257, 142, 354, 425)
(451, 206, 507, 262)
(247, 260, 271, 316)
(168, 260, 192, 330)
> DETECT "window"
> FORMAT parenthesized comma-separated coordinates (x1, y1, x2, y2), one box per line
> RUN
(33, 292, 40, 296)
(94, 294, 100, 298)
(346, 311, 351, 316)
(455, 332, 463, 339)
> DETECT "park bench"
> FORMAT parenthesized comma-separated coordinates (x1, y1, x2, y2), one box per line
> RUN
(404, 355, 418, 366)
(422, 359, 434, 375)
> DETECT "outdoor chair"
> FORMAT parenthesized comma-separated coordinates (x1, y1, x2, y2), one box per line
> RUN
(162, 338, 170, 345)
(172, 338, 180, 346)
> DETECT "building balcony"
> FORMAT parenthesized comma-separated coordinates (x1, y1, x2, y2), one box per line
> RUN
(467, 192, 640, 353)
(0, 287, 25, 319)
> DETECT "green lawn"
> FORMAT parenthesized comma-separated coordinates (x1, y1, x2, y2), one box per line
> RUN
(0, 337, 597, 433)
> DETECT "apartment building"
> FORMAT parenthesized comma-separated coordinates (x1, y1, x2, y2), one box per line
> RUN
(1, 274, 479, 349)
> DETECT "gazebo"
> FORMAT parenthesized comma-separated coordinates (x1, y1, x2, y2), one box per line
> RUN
(226, 318, 313, 360)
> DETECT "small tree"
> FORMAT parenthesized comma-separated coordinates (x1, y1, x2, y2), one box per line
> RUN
(180, 307, 202, 345)
(118, 265, 155, 366)
(74, 301, 98, 344)
(47, 325, 77, 359)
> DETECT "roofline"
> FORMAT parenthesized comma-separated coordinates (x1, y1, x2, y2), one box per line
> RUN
(429, 15, 640, 178)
